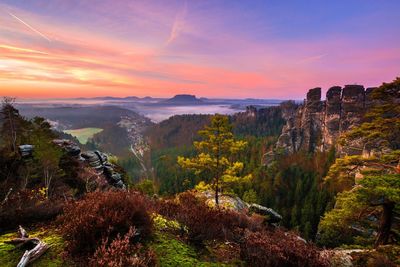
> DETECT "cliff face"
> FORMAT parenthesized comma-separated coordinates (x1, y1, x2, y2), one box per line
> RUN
(276, 85, 379, 155)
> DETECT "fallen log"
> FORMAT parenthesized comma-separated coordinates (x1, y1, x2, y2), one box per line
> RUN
(5, 225, 49, 267)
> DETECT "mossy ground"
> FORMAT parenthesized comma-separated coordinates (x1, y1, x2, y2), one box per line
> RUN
(150, 232, 235, 267)
(0, 227, 66, 267)
(150, 214, 239, 267)
(0, 216, 239, 267)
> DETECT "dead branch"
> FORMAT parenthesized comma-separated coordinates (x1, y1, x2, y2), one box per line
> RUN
(5, 225, 49, 267)
(1, 187, 13, 206)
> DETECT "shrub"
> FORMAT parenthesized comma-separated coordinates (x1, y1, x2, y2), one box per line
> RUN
(366, 255, 396, 267)
(135, 179, 155, 196)
(58, 191, 152, 259)
(240, 229, 329, 267)
(89, 226, 156, 267)
(0, 189, 63, 230)
(349, 246, 399, 267)
(157, 191, 261, 244)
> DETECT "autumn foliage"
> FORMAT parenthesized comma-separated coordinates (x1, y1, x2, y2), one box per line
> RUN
(157, 191, 328, 266)
(0, 189, 63, 230)
(241, 230, 329, 267)
(59, 191, 153, 261)
(157, 191, 262, 244)
(89, 226, 156, 267)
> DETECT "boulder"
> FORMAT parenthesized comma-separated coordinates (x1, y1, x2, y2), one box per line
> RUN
(81, 151, 104, 171)
(114, 180, 126, 189)
(110, 173, 122, 182)
(248, 203, 282, 224)
(52, 139, 81, 157)
(201, 190, 249, 211)
(103, 163, 114, 176)
(81, 151, 126, 189)
(19, 145, 34, 157)
(199, 191, 282, 224)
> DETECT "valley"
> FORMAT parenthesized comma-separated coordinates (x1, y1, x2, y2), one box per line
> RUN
(64, 128, 103, 144)
(1, 79, 399, 266)
(1, 1, 399, 265)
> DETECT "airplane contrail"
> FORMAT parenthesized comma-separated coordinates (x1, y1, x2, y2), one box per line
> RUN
(7, 11, 51, 42)
(166, 1, 187, 46)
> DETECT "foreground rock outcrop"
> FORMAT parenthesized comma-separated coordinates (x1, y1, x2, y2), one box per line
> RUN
(56, 140, 127, 190)
(200, 190, 282, 224)
(19, 139, 126, 190)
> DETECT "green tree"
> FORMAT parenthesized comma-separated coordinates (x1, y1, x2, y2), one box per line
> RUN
(243, 189, 259, 204)
(0, 97, 26, 154)
(135, 179, 156, 196)
(178, 114, 251, 205)
(30, 117, 63, 199)
(319, 167, 400, 247)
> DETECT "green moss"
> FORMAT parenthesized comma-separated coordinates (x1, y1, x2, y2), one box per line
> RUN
(0, 228, 68, 267)
(150, 232, 233, 267)
(153, 214, 183, 232)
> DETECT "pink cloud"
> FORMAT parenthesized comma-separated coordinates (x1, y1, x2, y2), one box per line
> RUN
(0, 2, 399, 99)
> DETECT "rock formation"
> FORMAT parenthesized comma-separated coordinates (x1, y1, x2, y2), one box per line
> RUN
(54, 139, 126, 189)
(276, 85, 387, 155)
(248, 203, 283, 224)
(81, 150, 126, 189)
(52, 139, 81, 158)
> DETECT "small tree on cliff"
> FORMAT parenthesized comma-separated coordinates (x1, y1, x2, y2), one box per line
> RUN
(178, 114, 251, 205)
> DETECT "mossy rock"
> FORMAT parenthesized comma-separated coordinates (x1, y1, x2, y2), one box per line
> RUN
(0, 228, 67, 267)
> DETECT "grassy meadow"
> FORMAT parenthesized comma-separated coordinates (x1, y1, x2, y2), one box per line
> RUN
(64, 128, 103, 144)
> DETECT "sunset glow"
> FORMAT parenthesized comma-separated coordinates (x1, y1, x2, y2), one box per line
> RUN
(0, 0, 399, 99)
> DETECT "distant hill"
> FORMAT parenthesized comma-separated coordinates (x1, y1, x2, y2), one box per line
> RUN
(161, 94, 203, 105)
(16, 105, 147, 129)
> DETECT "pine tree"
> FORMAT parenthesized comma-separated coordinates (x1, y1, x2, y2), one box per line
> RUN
(243, 189, 259, 204)
(178, 114, 251, 205)
(0, 97, 24, 153)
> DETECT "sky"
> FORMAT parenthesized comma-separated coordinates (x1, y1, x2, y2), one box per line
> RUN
(0, 0, 399, 99)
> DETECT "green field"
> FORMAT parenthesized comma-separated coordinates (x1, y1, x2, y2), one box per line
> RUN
(64, 128, 103, 144)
